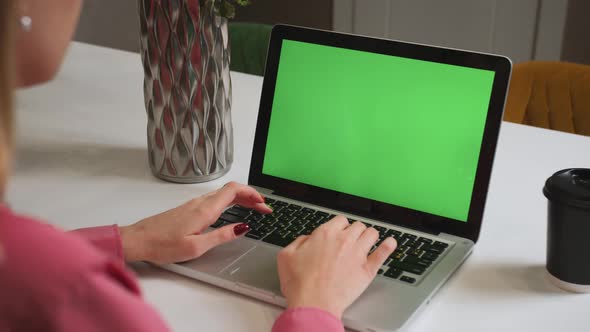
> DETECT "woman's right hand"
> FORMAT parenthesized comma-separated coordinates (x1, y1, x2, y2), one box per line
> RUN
(277, 216, 397, 319)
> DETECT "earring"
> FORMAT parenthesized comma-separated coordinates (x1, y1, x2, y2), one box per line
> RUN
(20, 16, 32, 32)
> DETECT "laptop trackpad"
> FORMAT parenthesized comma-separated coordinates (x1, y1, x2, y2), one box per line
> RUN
(223, 246, 282, 295)
(177, 238, 256, 274)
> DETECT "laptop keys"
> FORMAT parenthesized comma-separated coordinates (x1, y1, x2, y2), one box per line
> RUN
(293, 211, 310, 219)
(396, 245, 410, 254)
(281, 209, 297, 216)
(403, 256, 432, 268)
(389, 260, 426, 275)
(433, 241, 448, 247)
(407, 248, 425, 257)
(418, 237, 433, 244)
(406, 240, 422, 248)
(225, 207, 250, 218)
(387, 229, 402, 237)
(210, 220, 227, 228)
(229, 198, 451, 285)
(390, 251, 404, 261)
(305, 214, 325, 225)
(275, 216, 292, 227)
(374, 225, 386, 233)
(245, 230, 264, 240)
(384, 268, 403, 279)
(301, 207, 315, 214)
(269, 206, 284, 214)
(258, 225, 276, 234)
(218, 213, 246, 224)
(422, 251, 439, 261)
(246, 213, 264, 222)
(421, 244, 444, 254)
(302, 225, 314, 235)
(245, 224, 276, 240)
(286, 224, 305, 235)
(400, 276, 416, 284)
(263, 229, 295, 247)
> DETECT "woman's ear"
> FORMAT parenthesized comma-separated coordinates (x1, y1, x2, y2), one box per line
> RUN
(14, 0, 82, 87)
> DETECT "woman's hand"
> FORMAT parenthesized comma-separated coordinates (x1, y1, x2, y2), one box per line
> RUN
(119, 182, 272, 264)
(277, 216, 397, 319)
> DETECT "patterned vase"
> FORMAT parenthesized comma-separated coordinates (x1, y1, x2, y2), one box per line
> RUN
(138, 0, 233, 183)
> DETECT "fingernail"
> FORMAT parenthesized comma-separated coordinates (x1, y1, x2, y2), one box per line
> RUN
(233, 223, 250, 236)
(266, 204, 273, 211)
(385, 237, 397, 249)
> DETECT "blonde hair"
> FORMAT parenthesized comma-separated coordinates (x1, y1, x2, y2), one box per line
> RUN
(0, 0, 15, 196)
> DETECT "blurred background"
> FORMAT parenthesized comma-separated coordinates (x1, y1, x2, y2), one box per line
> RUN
(75, 0, 589, 65)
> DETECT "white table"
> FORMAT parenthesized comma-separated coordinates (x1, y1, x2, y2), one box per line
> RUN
(11, 42, 590, 332)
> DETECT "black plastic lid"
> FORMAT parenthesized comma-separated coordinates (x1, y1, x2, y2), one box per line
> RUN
(543, 168, 590, 209)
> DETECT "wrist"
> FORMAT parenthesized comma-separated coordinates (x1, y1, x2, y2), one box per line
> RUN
(119, 224, 147, 262)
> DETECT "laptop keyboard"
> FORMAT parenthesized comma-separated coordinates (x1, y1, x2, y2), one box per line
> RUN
(210, 197, 450, 284)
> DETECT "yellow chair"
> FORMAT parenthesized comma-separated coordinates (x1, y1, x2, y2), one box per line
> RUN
(504, 61, 590, 136)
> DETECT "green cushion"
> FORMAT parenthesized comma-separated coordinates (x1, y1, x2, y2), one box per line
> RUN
(229, 22, 272, 76)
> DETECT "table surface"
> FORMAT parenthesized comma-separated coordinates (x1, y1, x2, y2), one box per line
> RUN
(11, 42, 590, 331)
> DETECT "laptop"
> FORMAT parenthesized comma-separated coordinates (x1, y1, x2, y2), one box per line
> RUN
(161, 25, 511, 331)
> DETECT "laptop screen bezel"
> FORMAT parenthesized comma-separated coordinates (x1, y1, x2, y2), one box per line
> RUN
(248, 24, 511, 243)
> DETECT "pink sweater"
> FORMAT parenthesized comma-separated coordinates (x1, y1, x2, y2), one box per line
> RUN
(0, 206, 344, 332)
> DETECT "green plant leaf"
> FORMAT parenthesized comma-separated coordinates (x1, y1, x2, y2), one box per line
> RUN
(200, 0, 251, 18)
(222, 1, 236, 18)
(234, 0, 251, 6)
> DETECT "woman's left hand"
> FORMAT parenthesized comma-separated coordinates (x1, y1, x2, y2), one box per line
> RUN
(119, 182, 272, 264)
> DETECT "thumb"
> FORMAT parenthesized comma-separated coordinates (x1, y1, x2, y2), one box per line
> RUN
(189, 223, 251, 256)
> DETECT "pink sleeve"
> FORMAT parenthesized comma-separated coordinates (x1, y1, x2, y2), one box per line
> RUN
(54, 263, 170, 332)
(0, 209, 170, 332)
(71, 225, 124, 262)
(272, 308, 345, 332)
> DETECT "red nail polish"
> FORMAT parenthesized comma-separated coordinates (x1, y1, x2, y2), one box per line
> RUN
(233, 223, 250, 236)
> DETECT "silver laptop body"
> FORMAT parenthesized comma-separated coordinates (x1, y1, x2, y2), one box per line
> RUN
(160, 25, 511, 332)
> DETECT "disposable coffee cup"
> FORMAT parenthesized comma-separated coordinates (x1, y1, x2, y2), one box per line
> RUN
(543, 168, 590, 292)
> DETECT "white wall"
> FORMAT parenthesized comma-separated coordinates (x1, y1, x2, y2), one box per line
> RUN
(333, 0, 569, 64)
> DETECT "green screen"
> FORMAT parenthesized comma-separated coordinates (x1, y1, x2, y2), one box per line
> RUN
(262, 40, 495, 222)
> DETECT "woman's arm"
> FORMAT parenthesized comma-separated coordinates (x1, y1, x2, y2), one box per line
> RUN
(72, 225, 346, 332)
(54, 261, 171, 332)
(71, 225, 124, 262)
(74, 182, 272, 265)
